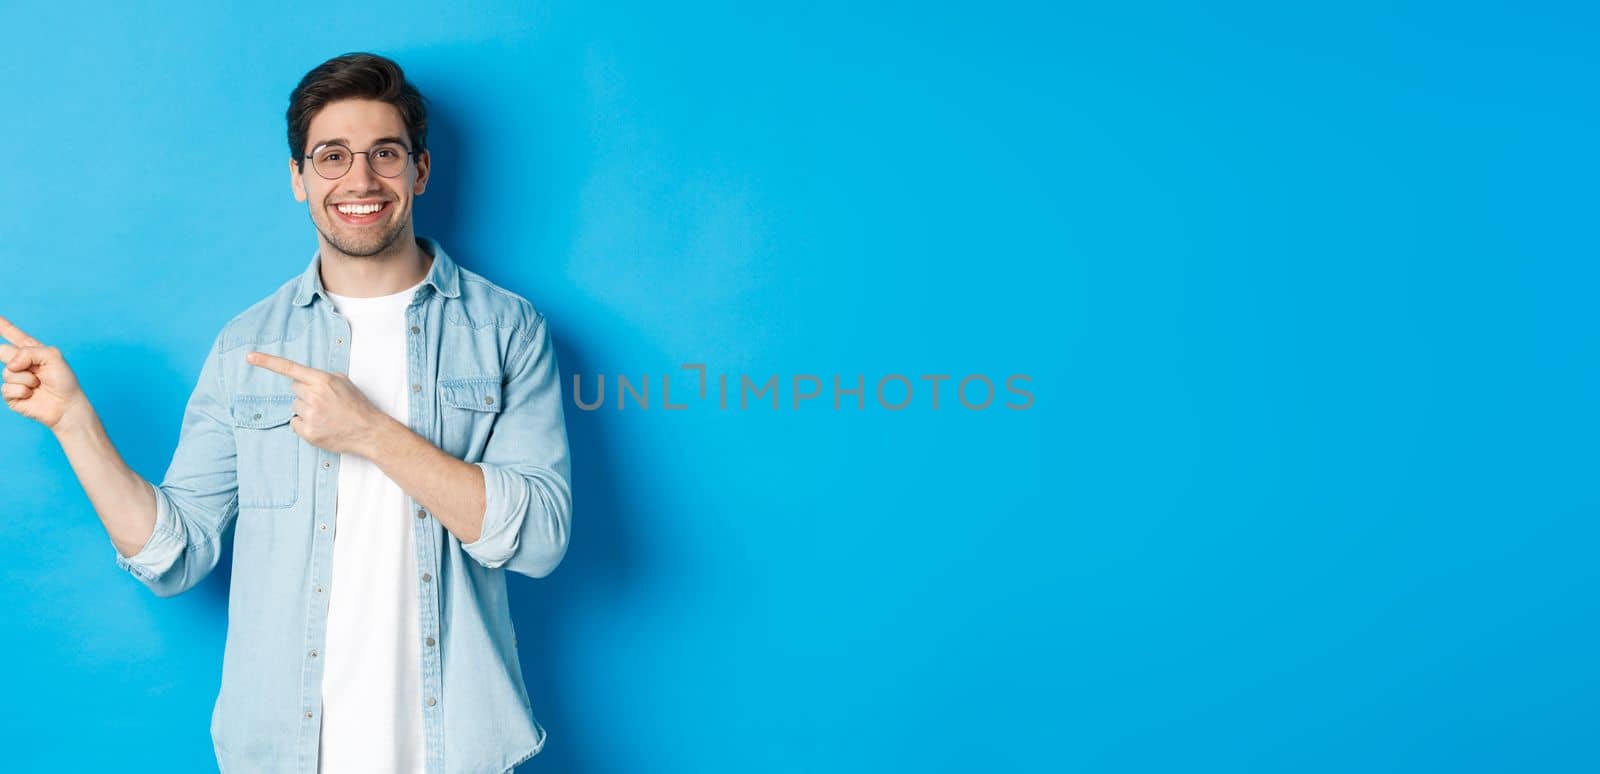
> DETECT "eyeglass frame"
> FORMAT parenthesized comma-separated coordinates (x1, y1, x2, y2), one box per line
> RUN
(301, 141, 422, 180)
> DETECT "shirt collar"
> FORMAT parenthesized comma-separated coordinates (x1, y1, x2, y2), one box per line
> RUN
(291, 235, 462, 307)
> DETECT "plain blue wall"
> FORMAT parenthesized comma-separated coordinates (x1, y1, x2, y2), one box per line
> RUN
(2, 1, 1596, 771)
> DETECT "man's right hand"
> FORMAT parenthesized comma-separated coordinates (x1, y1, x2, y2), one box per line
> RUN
(0, 315, 89, 433)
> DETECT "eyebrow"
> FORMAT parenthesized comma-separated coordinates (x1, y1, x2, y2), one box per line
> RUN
(309, 135, 410, 151)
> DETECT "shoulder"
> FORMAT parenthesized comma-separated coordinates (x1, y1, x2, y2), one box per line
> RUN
(450, 266, 547, 338)
(214, 277, 305, 355)
(451, 266, 555, 372)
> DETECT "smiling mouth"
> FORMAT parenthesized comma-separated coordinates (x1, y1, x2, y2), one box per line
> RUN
(330, 201, 391, 225)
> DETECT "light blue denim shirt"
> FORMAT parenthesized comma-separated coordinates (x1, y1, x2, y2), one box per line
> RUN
(111, 236, 573, 773)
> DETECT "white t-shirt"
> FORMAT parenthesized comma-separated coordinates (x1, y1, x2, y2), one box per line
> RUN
(318, 275, 429, 773)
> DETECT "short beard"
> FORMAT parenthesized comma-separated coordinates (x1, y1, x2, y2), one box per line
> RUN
(316, 215, 408, 259)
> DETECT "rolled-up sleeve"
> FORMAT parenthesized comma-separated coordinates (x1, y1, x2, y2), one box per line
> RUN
(460, 314, 573, 578)
(113, 330, 240, 597)
(113, 480, 187, 584)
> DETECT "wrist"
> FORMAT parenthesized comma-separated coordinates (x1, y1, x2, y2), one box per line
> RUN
(359, 412, 403, 459)
(51, 397, 100, 441)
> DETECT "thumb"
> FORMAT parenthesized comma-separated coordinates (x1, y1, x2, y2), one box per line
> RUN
(6, 347, 37, 372)
(10, 346, 60, 372)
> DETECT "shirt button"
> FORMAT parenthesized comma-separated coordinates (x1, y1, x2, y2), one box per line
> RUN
(483, 396, 494, 405)
(252, 413, 262, 421)
(309, 649, 318, 658)
(421, 573, 432, 582)
(305, 711, 313, 718)
(319, 523, 327, 531)
(315, 585, 323, 593)
(425, 637, 435, 647)
(323, 460, 331, 470)
(411, 384, 421, 393)
(416, 508, 426, 519)
(410, 325, 420, 334)
(335, 337, 343, 346)
(426, 697, 437, 707)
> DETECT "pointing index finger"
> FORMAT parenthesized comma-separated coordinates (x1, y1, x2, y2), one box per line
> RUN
(0, 315, 41, 347)
(247, 351, 319, 382)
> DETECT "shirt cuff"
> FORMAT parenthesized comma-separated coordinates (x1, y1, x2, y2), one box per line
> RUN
(460, 461, 524, 569)
(113, 481, 186, 584)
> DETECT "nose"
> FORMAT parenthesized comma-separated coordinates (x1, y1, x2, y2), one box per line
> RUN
(341, 152, 383, 193)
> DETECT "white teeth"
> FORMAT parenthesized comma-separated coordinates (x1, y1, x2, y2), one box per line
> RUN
(336, 202, 385, 215)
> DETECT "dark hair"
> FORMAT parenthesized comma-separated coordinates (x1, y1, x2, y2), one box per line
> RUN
(287, 52, 429, 171)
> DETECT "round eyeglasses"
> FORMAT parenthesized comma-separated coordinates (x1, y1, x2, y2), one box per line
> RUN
(304, 141, 419, 179)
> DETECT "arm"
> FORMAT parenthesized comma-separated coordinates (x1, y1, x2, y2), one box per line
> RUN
(3, 316, 239, 597)
(60, 332, 238, 597)
(362, 418, 489, 544)
(53, 405, 163, 561)
(364, 315, 573, 578)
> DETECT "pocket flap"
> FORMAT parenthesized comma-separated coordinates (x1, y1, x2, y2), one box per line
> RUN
(439, 377, 504, 412)
(230, 394, 296, 429)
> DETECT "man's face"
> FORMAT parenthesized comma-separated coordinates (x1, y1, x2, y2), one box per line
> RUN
(289, 98, 430, 259)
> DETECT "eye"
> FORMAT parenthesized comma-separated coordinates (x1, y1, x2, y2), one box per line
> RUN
(322, 152, 344, 162)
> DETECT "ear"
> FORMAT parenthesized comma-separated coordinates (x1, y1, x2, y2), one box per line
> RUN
(289, 157, 307, 202)
(412, 149, 430, 196)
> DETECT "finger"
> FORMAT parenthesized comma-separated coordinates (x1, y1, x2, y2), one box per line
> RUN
(0, 315, 41, 347)
(3, 369, 40, 388)
(5, 347, 37, 372)
(1, 383, 32, 400)
(0, 343, 13, 367)
(292, 398, 307, 417)
(246, 351, 320, 382)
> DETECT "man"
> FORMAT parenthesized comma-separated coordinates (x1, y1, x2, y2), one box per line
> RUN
(0, 52, 572, 773)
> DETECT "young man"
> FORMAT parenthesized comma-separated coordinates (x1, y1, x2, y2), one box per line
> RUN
(0, 52, 572, 773)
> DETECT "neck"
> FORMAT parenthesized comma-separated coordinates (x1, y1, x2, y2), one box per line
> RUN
(318, 226, 431, 298)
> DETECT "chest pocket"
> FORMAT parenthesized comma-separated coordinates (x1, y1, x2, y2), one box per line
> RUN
(438, 376, 503, 459)
(230, 394, 300, 509)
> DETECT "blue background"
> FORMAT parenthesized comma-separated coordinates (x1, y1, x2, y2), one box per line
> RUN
(2, 1, 1596, 771)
